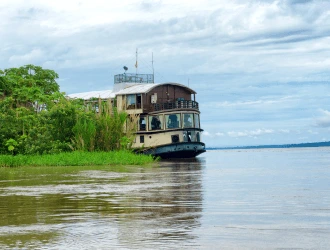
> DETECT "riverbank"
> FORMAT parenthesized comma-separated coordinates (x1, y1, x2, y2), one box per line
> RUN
(0, 151, 156, 167)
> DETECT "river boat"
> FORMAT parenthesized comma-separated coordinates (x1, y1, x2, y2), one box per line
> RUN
(68, 71, 206, 158)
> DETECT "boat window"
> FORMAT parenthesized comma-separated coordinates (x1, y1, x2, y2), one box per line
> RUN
(183, 113, 193, 128)
(136, 94, 142, 109)
(165, 113, 181, 129)
(149, 115, 163, 130)
(194, 114, 200, 128)
(126, 94, 136, 109)
(139, 116, 146, 131)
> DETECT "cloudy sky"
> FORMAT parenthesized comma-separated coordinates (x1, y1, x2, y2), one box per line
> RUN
(1, 0, 330, 147)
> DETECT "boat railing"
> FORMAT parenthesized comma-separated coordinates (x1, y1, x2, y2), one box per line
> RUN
(147, 100, 199, 112)
(114, 73, 154, 84)
(127, 103, 142, 110)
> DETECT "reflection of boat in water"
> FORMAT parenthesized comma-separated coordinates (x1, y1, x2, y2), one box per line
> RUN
(116, 158, 204, 247)
(68, 71, 206, 158)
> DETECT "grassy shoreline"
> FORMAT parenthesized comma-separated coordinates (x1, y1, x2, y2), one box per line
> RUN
(0, 151, 156, 167)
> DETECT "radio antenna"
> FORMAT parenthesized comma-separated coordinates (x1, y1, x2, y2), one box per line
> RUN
(152, 52, 154, 83)
(135, 48, 138, 74)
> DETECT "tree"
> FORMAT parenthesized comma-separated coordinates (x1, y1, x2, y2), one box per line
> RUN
(0, 70, 7, 98)
(0, 65, 65, 154)
(1, 64, 59, 110)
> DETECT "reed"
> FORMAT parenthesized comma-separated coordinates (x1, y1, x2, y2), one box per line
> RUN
(72, 98, 134, 152)
(0, 151, 155, 167)
(73, 117, 96, 151)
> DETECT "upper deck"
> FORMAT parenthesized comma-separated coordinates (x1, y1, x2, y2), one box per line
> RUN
(114, 82, 198, 114)
(67, 73, 199, 114)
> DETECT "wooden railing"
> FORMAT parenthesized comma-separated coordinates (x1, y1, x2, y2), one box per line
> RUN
(147, 100, 199, 112)
(127, 103, 142, 110)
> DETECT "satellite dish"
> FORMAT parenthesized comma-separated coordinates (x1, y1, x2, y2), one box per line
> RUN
(123, 66, 128, 72)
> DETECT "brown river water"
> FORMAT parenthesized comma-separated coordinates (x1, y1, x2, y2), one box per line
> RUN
(0, 148, 330, 249)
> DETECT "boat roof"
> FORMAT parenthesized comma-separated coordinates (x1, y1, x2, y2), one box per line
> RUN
(67, 90, 115, 100)
(67, 82, 196, 100)
(115, 82, 196, 95)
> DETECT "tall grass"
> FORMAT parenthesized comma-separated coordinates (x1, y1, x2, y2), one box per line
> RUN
(0, 151, 155, 167)
(72, 98, 136, 152)
(73, 117, 96, 151)
(96, 100, 126, 151)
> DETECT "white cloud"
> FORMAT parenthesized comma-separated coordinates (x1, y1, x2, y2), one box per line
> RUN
(308, 130, 319, 135)
(2, 0, 330, 81)
(215, 132, 225, 136)
(203, 131, 211, 137)
(227, 131, 249, 137)
(206, 95, 298, 108)
(227, 129, 275, 138)
(250, 129, 274, 136)
(9, 49, 45, 65)
(315, 110, 330, 128)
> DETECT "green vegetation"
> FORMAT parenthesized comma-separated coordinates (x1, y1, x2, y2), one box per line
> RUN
(0, 64, 151, 165)
(0, 151, 155, 167)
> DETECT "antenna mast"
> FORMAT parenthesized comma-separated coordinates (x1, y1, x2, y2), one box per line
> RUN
(152, 52, 154, 83)
(135, 48, 138, 75)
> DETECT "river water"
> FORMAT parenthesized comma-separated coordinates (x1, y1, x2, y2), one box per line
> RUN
(0, 148, 330, 249)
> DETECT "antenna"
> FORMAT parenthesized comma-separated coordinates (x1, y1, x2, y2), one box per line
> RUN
(135, 48, 138, 74)
(151, 52, 154, 83)
(123, 66, 128, 73)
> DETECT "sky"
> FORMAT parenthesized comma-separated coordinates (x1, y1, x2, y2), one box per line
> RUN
(1, 0, 330, 147)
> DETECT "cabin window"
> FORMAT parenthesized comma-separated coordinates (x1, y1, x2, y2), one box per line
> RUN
(140, 135, 144, 143)
(136, 94, 142, 109)
(183, 113, 193, 128)
(194, 114, 200, 128)
(139, 116, 146, 131)
(126, 94, 136, 109)
(149, 115, 163, 130)
(165, 113, 181, 129)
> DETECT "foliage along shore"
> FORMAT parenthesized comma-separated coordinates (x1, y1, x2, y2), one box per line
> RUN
(0, 151, 155, 168)
(0, 64, 142, 158)
(207, 141, 330, 150)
